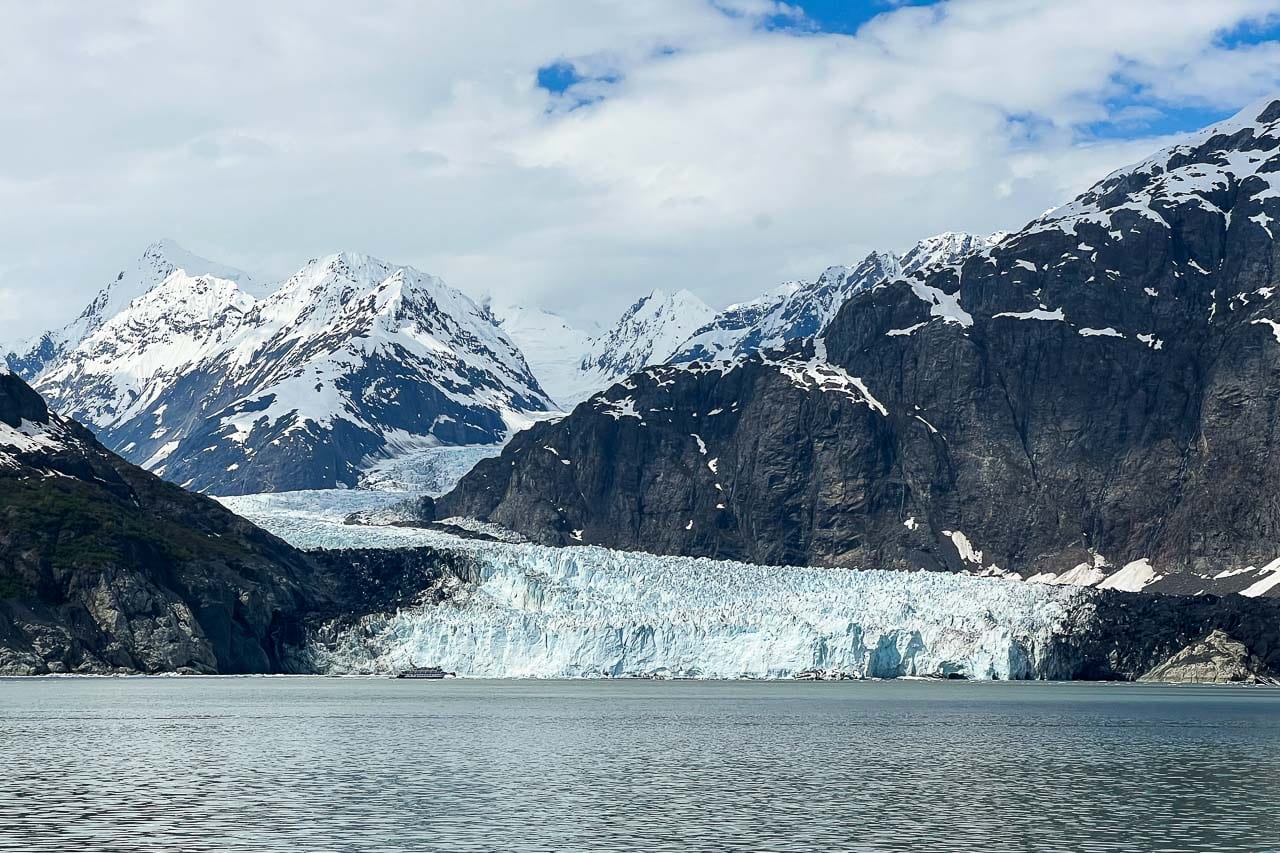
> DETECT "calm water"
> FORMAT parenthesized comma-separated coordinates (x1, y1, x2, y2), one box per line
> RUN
(1, 678, 1277, 852)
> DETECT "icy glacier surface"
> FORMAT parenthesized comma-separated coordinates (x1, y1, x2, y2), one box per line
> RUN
(218, 443, 502, 525)
(324, 544, 1095, 680)
(226, 492, 1098, 681)
(358, 443, 504, 495)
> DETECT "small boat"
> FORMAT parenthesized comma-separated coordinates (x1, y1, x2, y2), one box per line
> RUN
(394, 663, 454, 679)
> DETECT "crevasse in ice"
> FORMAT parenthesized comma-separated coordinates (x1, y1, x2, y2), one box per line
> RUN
(317, 539, 1097, 680)
(222, 490, 1100, 680)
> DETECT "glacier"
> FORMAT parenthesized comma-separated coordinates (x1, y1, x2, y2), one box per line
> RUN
(319, 544, 1096, 680)
(223, 490, 1100, 681)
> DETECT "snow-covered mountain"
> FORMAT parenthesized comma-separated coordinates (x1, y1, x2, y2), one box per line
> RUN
(31, 245, 553, 495)
(579, 289, 714, 380)
(898, 231, 1002, 275)
(4, 239, 258, 379)
(496, 238, 997, 406)
(497, 289, 714, 407)
(673, 232, 1000, 363)
(494, 305, 598, 406)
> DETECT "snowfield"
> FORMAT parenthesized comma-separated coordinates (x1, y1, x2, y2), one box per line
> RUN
(223, 491, 1100, 681)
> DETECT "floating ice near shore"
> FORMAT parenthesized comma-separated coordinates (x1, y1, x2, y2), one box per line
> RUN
(223, 492, 1098, 681)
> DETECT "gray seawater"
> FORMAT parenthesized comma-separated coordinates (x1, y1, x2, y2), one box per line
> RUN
(1, 679, 1277, 852)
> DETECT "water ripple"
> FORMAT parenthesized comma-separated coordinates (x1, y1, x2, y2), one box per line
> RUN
(1, 678, 1277, 852)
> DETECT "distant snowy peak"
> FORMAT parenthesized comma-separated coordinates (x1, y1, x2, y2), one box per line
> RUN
(492, 292, 716, 409)
(1029, 97, 1280, 240)
(145, 238, 259, 291)
(494, 290, 716, 409)
(4, 239, 256, 380)
(495, 305, 596, 407)
(580, 289, 714, 380)
(36, 268, 257, 430)
(673, 232, 995, 364)
(224, 250, 549, 409)
(32, 248, 554, 494)
(87, 238, 257, 325)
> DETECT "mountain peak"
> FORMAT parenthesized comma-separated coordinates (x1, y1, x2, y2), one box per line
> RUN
(140, 238, 255, 287)
(899, 231, 994, 277)
(578, 288, 714, 388)
(308, 250, 396, 281)
(670, 288, 704, 305)
(1029, 94, 1280, 241)
(32, 246, 551, 494)
(1217, 94, 1280, 133)
(5, 240, 258, 380)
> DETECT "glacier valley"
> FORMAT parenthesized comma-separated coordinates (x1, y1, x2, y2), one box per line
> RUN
(222, 484, 1103, 681)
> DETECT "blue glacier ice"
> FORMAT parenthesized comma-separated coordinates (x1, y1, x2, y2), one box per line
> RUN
(221, 489, 1099, 681)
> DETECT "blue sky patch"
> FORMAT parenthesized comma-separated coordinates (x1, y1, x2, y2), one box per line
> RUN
(536, 61, 584, 95)
(1215, 14, 1280, 49)
(755, 0, 941, 34)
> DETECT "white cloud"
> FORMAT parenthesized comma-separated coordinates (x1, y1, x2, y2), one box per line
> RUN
(1, 0, 1278, 343)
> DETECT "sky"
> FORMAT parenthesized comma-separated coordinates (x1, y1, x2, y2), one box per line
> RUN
(3, 0, 1280, 344)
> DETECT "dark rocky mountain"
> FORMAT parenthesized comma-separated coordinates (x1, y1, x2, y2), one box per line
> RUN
(0, 368, 459, 674)
(425, 98, 1280, 599)
(30, 247, 552, 495)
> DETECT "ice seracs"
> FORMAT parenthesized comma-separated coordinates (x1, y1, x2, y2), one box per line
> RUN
(216, 485, 1280, 681)
(298, 531, 1095, 681)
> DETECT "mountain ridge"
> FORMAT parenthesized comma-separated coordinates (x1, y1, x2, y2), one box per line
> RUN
(29, 245, 554, 495)
(4, 240, 257, 380)
(422, 97, 1280, 599)
(672, 231, 1001, 365)
(495, 289, 714, 407)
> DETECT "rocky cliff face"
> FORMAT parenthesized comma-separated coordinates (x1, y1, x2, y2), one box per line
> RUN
(0, 369, 457, 674)
(427, 98, 1280, 597)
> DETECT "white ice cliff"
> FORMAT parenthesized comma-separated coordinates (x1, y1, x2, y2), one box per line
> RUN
(221, 491, 1097, 681)
(320, 544, 1094, 680)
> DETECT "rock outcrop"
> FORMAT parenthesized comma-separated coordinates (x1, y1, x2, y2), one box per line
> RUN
(1138, 629, 1278, 684)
